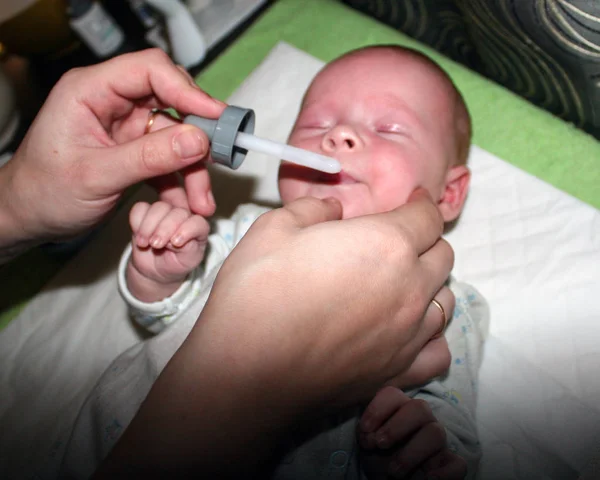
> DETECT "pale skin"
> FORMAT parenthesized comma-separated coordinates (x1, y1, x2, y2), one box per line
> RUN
(0, 47, 455, 478)
(127, 48, 471, 479)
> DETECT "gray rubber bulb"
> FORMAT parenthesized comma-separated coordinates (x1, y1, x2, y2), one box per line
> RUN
(183, 105, 256, 170)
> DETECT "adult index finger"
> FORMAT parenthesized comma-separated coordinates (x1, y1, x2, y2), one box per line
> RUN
(279, 196, 343, 230)
(82, 49, 225, 126)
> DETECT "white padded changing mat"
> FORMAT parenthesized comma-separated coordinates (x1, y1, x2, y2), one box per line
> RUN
(1, 42, 599, 480)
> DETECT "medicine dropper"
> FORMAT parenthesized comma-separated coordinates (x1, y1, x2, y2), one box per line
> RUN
(184, 106, 341, 174)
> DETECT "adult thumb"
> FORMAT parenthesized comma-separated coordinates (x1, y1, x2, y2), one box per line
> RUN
(93, 124, 210, 194)
(281, 196, 343, 229)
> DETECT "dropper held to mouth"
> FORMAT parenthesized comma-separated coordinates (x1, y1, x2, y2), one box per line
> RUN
(183, 106, 341, 174)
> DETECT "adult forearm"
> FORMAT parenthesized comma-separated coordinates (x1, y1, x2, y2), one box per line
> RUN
(94, 322, 298, 478)
(0, 166, 37, 264)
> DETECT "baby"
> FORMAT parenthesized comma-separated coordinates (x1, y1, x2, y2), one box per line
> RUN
(62, 46, 489, 479)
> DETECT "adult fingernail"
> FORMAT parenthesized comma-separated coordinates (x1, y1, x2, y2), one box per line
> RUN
(174, 127, 206, 160)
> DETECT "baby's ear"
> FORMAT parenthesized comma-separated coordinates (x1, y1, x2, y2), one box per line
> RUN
(438, 165, 470, 222)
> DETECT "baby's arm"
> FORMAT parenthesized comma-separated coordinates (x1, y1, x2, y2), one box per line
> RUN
(119, 201, 211, 333)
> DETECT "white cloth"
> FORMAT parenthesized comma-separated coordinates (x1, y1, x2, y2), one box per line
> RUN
(62, 204, 489, 480)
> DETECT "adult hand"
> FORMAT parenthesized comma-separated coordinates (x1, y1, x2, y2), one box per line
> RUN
(97, 190, 454, 478)
(0, 49, 224, 258)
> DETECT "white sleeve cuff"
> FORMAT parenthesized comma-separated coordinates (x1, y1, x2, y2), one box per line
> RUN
(118, 243, 202, 332)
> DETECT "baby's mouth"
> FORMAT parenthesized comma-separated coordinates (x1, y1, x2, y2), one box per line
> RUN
(280, 162, 358, 184)
(317, 170, 358, 185)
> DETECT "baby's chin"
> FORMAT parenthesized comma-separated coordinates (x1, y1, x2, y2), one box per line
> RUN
(279, 181, 373, 220)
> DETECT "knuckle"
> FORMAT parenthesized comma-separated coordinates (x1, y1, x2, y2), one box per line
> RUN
(445, 287, 457, 313)
(130, 202, 149, 216)
(58, 66, 87, 87)
(368, 222, 413, 265)
(377, 385, 400, 399)
(422, 198, 444, 232)
(173, 207, 190, 218)
(139, 139, 169, 175)
(144, 47, 171, 63)
(425, 422, 447, 445)
(253, 208, 284, 230)
(153, 201, 170, 211)
(440, 237, 455, 266)
(300, 196, 325, 209)
(287, 196, 327, 223)
(363, 403, 385, 424)
(439, 344, 452, 372)
(247, 210, 288, 240)
(363, 403, 379, 421)
(412, 398, 432, 415)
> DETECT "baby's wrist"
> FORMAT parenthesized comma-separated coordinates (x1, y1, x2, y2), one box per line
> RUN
(126, 262, 187, 303)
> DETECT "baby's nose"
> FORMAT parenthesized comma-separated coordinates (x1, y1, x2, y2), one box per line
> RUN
(321, 126, 363, 153)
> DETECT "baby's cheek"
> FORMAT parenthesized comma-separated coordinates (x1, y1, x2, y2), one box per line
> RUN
(372, 178, 415, 212)
(371, 157, 422, 209)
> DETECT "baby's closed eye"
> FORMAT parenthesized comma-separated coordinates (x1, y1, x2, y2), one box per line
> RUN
(375, 123, 410, 136)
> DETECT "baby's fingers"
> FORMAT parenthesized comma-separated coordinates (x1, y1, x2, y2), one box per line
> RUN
(148, 207, 192, 249)
(133, 201, 174, 248)
(360, 387, 411, 434)
(364, 398, 436, 450)
(422, 450, 468, 480)
(129, 202, 151, 236)
(388, 423, 447, 478)
(170, 215, 210, 248)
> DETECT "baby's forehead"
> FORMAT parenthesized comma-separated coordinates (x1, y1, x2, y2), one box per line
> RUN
(310, 49, 452, 96)
(304, 50, 455, 115)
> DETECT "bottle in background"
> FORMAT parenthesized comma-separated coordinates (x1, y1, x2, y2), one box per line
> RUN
(67, 0, 135, 59)
(125, 0, 169, 52)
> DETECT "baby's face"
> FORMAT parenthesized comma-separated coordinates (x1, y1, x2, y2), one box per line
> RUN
(278, 50, 457, 219)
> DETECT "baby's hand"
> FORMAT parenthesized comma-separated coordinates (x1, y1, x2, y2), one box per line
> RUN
(129, 201, 211, 286)
(358, 386, 467, 480)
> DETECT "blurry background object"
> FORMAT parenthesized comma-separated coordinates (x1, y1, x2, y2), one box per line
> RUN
(0, 0, 99, 88)
(0, 0, 271, 150)
(67, 0, 128, 59)
(342, 0, 600, 140)
(0, 0, 73, 58)
(145, 0, 206, 68)
(188, 0, 267, 52)
(0, 64, 20, 154)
